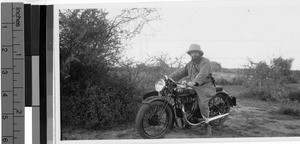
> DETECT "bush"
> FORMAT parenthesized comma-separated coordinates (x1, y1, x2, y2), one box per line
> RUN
(215, 77, 233, 85)
(276, 101, 300, 117)
(241, 58, 297, 101)
(241, 79, 288, 101)
(231, 76, 244, 85)
(281, 75, 298, 84)
(214, 73, 244, 85)
(288, 91, 300, 102)
(61, 74, 140, 130)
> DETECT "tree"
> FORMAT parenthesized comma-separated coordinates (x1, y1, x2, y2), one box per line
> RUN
(270, 57, 294, 83)
(59, 8, 161, 129)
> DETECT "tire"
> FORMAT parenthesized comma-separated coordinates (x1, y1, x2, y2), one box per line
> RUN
(208, 93, 231, 127)
(135, 100, 173, 139)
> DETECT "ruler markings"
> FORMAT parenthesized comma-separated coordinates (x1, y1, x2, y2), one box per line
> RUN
(2, 91, 13, 93)
(2, 3, 25, 144)
(13, 87, 23, 88)
(12, 4, 15, 144)
(13, 116, 24, 118)
(2, 113, 14, 115)
(1, 45, 13, 47)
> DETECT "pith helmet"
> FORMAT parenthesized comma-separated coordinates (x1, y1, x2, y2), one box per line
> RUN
(187, 44, 204, 56)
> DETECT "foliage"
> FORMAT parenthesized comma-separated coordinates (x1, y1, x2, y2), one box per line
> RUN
(290, 70, 300, 83)
(269, 57, 295, 83)
(213, 72, 244, 85)
(276, 100, 300, 117)
(116, 54, 180, 92)
(242, 57, 295, 101)
(60, 8, 160, 129)
(288, 91, 300, 102)
(211, 61, 222, 72)
(61, 74, 140, 129)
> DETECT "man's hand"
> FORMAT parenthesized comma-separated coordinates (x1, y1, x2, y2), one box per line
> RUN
(187, 81, 196, 87)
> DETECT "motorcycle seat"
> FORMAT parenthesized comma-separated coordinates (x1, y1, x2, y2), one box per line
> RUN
(215, 85, 223, 92)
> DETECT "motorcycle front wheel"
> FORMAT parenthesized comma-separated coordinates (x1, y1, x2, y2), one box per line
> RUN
(135, 100, 173, 139)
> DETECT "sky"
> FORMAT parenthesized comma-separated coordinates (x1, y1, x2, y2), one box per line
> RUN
(52, 0, 300, 70)
(116, 1, 300, 70)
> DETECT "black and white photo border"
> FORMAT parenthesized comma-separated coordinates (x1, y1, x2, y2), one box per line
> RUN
(52, 1, 300, 144)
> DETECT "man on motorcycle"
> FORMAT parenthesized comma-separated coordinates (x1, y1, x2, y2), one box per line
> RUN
(169, 44, 216, 136)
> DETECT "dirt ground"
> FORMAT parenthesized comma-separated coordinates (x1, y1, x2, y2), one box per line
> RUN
(62, 85, 300, 140)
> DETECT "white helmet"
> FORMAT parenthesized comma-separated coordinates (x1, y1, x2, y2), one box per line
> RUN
(187, 44, 204, 56)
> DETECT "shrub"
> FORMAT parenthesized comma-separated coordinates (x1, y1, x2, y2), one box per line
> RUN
(61, 74, 140, 130)
(214, 73, 244, 85)
(215, 77, 233, 85)
(288, 91, 300, 102)
(281, 75, 299, 84)
(276, 101, 300, 117)
(231, 76, 244, 85)
(241, 78, 290, 101)
(241, 58, 296, 101)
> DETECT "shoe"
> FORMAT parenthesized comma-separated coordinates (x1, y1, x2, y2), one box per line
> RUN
(205, 124, 212, 137)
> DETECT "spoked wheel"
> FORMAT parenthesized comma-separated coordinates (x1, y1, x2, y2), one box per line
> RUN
(135, 100, 173, 139)
(208, 93, 231, 127)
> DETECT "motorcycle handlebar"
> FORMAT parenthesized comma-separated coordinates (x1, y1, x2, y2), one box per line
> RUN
(166, 75, 193, 89)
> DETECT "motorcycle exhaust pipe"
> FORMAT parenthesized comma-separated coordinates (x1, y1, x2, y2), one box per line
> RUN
(182, 105, 229, 126)
(205, 113, 229, 123)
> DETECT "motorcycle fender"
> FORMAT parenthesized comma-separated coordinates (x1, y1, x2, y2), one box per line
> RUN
(143, 95, 171, 105)
(142, 95, 176, 127)
(142, 91, 159, 100)
(217, 91, 237, 107)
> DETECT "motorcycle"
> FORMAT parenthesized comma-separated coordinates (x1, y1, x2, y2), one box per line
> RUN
(135, 75, 236, 139)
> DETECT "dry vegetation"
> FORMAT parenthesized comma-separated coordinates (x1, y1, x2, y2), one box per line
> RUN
(62, 85, 300, 140)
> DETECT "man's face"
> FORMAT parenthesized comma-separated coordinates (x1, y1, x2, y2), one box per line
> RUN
(190, 51, 202, 60)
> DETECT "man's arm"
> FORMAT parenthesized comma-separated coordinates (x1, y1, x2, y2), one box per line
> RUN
(169, 64, 189, 82)
(193, 59, 211, 85)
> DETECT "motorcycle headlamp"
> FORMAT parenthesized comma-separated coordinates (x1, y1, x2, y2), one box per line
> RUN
(155, 79, 166, 92)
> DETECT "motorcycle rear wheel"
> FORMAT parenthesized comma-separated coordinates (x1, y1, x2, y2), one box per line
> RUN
(208, 93, 231, 127)
(135, 100, 173, 139)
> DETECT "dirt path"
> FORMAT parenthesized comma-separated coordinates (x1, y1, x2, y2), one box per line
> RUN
(62, 86, 300, 140)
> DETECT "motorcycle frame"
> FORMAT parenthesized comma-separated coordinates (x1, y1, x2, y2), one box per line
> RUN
(141, 88, 236, 128)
